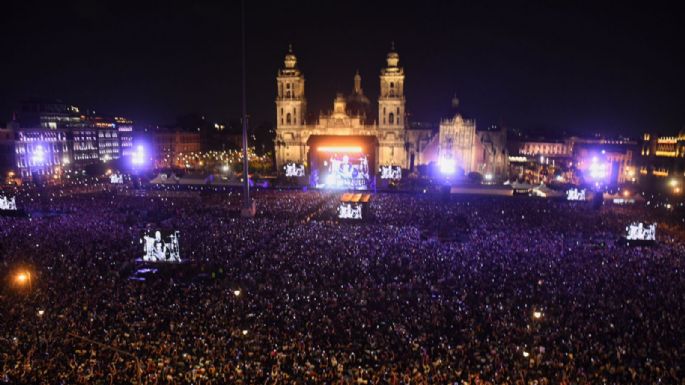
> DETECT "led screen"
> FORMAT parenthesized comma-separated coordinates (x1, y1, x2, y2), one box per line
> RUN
(141, 230, 181, 262)
(319, 153, 369, 190)
(338, 203, 363, 219)
(625, 222, 656, 241)
(566, 188, 586, 201)
(379, 165, 402, 180)
(0, 196, 17, 211)
(284, 163, 305, 177)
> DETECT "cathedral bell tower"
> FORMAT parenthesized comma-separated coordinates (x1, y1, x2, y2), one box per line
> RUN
(275, 45, 306, 169)
(378, 42, 407, 168)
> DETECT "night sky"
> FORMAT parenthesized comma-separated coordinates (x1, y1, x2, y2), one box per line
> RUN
(2, 1, 684, 137)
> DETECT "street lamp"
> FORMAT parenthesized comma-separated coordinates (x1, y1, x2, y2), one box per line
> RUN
(14, 270, 32, 291)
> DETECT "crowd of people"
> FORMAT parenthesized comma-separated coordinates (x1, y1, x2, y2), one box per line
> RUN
(1, 184, 684, 384)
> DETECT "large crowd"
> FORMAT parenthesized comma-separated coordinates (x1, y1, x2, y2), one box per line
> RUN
(1, 184, 684, 384)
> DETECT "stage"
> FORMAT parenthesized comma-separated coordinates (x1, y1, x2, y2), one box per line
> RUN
(307, 135, 378, 190)
(125, 259, 225, 283)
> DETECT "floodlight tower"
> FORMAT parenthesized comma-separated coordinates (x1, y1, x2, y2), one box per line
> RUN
(240, 0, 256, 217)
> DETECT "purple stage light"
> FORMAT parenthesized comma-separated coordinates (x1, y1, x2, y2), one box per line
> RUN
(588, 156, 609, 180)
(132, 145, 145, 165)
(31, 145, 45, 165)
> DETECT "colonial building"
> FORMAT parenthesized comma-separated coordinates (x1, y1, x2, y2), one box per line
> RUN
(273, 45, 509, 181)
(438, 113, 508, 177)
(274, 45, 409, 172)
(639, 130, 685, 179)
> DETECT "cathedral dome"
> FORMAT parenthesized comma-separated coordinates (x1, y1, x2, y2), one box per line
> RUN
(386, 51, 399, 67)
(346, 71, 371, 121)
(386, 42, 399, 67)
(284, 45, 297, 69)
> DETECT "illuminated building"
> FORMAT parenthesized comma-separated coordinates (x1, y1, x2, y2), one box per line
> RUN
(17, 98, 82, 129)
(274, 45, 508, 181)
(438, 113, 475, 174)
(274, 45, 410, 174)
(508, 136, 636, 184)
(12, 100, 134, 174)
(437, 113, 508, 178)
(14, 130, 70, 180)
(149, 129, 202, 168)
(92, 118, 119, 162)
(517, 140, 573, 158)
(640, 131, 685, 179)
(71, 128, 98, 164)
(116, 117, 134, 157)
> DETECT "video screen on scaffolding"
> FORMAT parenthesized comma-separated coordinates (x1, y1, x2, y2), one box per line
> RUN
(316, 148, 370, 190)
(141, 230, 181, 262)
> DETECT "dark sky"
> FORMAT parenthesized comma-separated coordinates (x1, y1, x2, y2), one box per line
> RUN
(2, 1, 684, 137)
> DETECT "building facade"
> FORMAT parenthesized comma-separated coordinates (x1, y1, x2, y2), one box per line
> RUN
(273, 46, 509, 180)
(437, 115, 508, 177)
(14, 99, 132, 172)
(274, 46, 409, 172)
(639, 131, 685, 179)
(151, 129, 202, 168)
(438, 114, 476, 173)
(14, 129, 70, 180)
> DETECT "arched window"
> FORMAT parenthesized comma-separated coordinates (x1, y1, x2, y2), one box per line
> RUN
(279, 83, 283, 96)
(389, 82, 395, 96)
(383, 107, 386, 124)
(286, 83, 291, 98)
(280, 108, 284, 125)
(286, 113, 292, 125)
(389, 112, 395, 125)
(293, 108, 297, 124)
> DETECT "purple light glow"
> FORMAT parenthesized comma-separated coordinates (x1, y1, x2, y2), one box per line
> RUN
(588, 157, 609, 180)
(31, 145, 46, 165)
(438, 157, 456, 175)
(132, 145, 145, 165)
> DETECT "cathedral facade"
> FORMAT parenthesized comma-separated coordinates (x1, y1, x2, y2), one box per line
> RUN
(273, 45, 508, 180)
(438, 113, 508, 177)
(274, 46, 408, 172)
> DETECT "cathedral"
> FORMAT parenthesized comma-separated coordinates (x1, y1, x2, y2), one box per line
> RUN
(273, 45, 508, 182)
